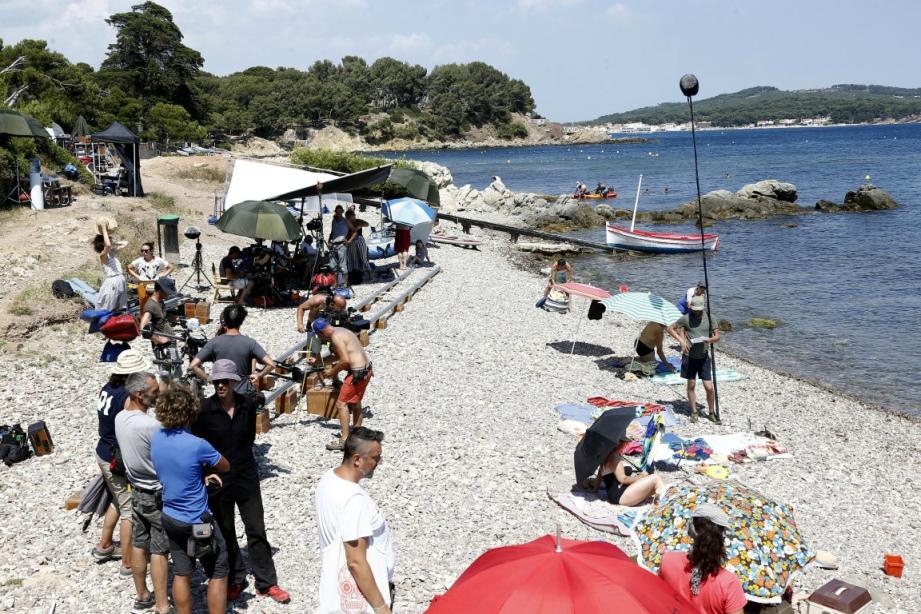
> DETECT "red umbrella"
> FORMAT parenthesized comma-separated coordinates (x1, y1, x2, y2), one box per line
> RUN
(425, 534, 699, 613)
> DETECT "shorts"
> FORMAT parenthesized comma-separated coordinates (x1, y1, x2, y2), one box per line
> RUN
(96, 453, 132, 517)
(131, 489, 169, 555)
(161, 513, 229, 579)
(338, 369, 373, 404)
(602, 474, 628, 504)
(230, 278, 249, 290)
(635, 340, 653, 357)
(680, 354, 713, 382)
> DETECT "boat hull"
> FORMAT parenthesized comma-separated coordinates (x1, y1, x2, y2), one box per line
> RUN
(573, 191, 617, 200)
(606, 223, 719, 253)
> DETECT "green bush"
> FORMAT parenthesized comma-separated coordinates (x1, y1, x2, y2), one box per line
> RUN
(496, 120, 529, 140)
(393, 124, 420, 141)
(290, 148, 392, 173)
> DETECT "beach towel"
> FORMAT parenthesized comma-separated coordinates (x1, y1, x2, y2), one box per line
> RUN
(586, 398, 667, 416)
(553, 402, 596, 425)
(547, 490, 641, 536)
(650, 368, 746, 386)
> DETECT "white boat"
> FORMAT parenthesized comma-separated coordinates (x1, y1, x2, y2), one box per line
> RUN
(606, 175, 720, 254)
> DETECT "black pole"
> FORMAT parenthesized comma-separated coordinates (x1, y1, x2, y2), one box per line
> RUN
(680, 74, 721, 423)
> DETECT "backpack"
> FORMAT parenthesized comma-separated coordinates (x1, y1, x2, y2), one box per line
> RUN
(0, 424, 32, 466)
(52, 279, 76, 299)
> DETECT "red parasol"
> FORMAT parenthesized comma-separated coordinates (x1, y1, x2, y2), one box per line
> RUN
(425, 534, 699, 613)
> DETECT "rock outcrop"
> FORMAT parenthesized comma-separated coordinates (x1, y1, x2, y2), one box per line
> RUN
(674, 185, 805, 221)
(814, 185, 899, 212)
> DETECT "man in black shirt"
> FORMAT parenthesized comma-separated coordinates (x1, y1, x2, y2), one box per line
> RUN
(192, 359, 290, 604)
(219, 246, 254, 306)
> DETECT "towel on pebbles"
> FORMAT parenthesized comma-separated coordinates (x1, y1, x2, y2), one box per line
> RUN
(548, 490, 647, 536)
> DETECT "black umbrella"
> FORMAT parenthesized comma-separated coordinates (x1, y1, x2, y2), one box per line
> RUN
(573, 407, 637, 484)
(77, 474, 113, 531)
(388, 167, 440, 206)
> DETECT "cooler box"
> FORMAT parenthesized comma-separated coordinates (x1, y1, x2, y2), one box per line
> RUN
(806, 579, 872, 614)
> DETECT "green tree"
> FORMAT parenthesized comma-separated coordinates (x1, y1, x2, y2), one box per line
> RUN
(145, 102, 205, 143)
(100, 2, 203, 112)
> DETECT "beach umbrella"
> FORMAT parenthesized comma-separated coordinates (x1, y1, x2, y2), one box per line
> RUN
(600, 291, 682, 325)
(631, 480, 815, 603)
(216, 200, 302, 242)
(388, 167, 440, 206)
(383, 197, 437, 242)
(426, 534, 697, 613)
(0, 109, 50, 138)
(77, 474, 113, 532)
(573, 406, 637, 484)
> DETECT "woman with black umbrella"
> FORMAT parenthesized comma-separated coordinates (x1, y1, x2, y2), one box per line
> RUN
(595, 441, 665, 506)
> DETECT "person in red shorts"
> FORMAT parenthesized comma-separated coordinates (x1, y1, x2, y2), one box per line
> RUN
(658, 503, 746, 614)
(394, 223, 412, 270)
(312, 318, 373, 451)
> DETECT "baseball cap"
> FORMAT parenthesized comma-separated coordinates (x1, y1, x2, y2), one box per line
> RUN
(111, 349, 153, 375)
(688, 295, 706, 311)
(209, 359, 241, 382)
(693, 503, 731, 528)
(154, 278, 177, 297)
(312, 317, 331, 334)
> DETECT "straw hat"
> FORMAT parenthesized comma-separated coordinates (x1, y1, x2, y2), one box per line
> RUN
(95, 216, 118, 233)
(111, 349, 152, 375)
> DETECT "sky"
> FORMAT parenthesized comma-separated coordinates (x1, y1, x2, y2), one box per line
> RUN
(3, 0, 921, 122)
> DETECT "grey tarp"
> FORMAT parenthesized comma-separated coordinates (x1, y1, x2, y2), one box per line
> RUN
(267, 164, 393, 201)
(91, 121, 144, 196)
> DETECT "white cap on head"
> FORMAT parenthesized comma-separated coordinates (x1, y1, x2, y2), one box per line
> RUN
(693, 503, 730, 528)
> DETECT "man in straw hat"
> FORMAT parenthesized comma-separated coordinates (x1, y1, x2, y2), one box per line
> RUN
(92, 349, 152, 577)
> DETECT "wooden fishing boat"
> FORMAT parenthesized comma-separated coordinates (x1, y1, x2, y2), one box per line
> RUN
(606, 223, 719, 253)
(605, 174, 719, 254)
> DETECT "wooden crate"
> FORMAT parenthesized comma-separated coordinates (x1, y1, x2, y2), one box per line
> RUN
(255, 409, 271, 434)
(274, 388, 298, 415)
(307, 386, 338, 419)
(359, 329, 369, 347)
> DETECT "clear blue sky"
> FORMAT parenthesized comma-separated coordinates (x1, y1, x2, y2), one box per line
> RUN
(3, 0, 920, 122)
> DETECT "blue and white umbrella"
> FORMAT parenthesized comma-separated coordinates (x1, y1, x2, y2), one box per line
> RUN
(600, 292, 682, 325)
(383, 197, 437, 243)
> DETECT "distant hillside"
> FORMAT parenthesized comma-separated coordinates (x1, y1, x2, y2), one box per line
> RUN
(587, 85, 921, 126)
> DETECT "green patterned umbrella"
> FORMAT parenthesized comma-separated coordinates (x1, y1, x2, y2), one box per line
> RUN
(0, 109, 49, 138)
(600, 291, 682, 325)
(631, 481, 814, 603)
(217, 200, 302, 242)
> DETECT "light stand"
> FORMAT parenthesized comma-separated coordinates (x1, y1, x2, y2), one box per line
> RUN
(681, 73, 721, 424)
(179, 228, 213, 292)
(4, 157, 30, 206)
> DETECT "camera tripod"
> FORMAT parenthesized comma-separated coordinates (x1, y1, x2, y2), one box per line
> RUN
(180, 238, 214, 291)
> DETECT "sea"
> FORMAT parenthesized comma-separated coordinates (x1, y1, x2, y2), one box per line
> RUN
(385, 125, 921, 415)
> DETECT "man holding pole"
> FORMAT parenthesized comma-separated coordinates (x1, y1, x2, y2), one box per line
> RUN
(667, 295, 720, 423)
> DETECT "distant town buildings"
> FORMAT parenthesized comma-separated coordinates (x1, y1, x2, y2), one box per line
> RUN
(604, 116, 831, 135)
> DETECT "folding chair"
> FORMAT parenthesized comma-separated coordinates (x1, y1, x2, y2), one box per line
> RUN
(211, 263, 237, 303)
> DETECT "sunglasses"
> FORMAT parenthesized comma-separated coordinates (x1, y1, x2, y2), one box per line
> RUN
(141, 248, 151, 253)
(213, 379, 232, 387)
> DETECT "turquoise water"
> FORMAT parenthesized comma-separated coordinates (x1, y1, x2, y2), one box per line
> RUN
(387, 125, 921, 414)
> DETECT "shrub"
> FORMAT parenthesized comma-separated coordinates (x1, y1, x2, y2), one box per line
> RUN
(496, 120, 529, 140)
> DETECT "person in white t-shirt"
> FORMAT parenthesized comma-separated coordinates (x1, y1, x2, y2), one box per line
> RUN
(314, 427, 394, 614)
(128, 242, 174, 282)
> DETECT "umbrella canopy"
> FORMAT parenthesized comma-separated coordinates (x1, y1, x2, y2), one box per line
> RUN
(383, 197, 437, 243)
(573, 407, 637, 483)
(426, 535, 697, 613)
(0, 109, 50, 138)
(216, 200, 302, 242)
(72, 115, 90, 137)
(268, 164, 394, 200)
(600, 291, 682, 326)
(388, 167, 440, 206)
(631, 480, 815, 603)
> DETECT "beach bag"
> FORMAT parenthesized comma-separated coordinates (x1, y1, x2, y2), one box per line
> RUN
(52, 279, 76, 299)
(81, 308, 113, 334)
(100, 314, 139, 341)
(0, 424, 32, 466)
(587, 300, 605, 320)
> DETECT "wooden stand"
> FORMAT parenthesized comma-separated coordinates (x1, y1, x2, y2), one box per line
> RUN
(306, 386, 339, 419)
(255, 409, 271, 434)
(359, 330, 369, 348)
(274, 388, 298, 415)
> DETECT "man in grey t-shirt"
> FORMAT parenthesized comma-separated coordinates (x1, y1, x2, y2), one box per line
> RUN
(114, 372, 171, 614)
(667, 295, 721, 422)
(190, 304, 276, 396)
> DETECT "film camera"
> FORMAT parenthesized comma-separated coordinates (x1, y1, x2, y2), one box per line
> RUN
(319, 302, 371, 334)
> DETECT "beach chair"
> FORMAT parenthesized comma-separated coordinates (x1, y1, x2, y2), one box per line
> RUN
(211, 263, 237, 303)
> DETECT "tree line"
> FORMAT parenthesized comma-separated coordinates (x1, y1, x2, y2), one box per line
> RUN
(589, 85, 921, 127)
(1, 1, 535, 147)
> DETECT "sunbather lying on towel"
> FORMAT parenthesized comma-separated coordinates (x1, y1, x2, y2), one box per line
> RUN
(593, 441, 666, 506)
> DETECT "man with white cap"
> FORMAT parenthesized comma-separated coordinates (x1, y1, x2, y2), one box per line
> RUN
(667, 294, 721, 423)
(92, 349, 152, 576)
(658, 503, 746, 614)
(192, 360, 290, 604)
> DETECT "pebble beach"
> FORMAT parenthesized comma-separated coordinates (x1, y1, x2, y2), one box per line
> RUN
(0, 210, 918, 613)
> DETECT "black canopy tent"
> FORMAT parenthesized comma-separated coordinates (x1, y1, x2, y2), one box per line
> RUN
(91, 121, 144, 197)
(266, 164, 394, 201)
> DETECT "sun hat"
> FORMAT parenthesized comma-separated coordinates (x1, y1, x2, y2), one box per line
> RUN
(209, 359, 241, 382)
(154, 277, 177, 298)
(312, 317, 331, 334)
(688, 295, 706, 311)
(693, 503, 731, 528)
(111, 349, 153, 375)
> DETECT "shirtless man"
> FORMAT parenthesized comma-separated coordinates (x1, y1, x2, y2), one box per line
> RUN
(311, 318, 372, 451)
(634, 322, 673, 369)
(295, 292, 347, 334)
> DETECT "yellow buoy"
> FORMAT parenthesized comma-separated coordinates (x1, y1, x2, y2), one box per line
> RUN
(865, 175, 871, 181)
